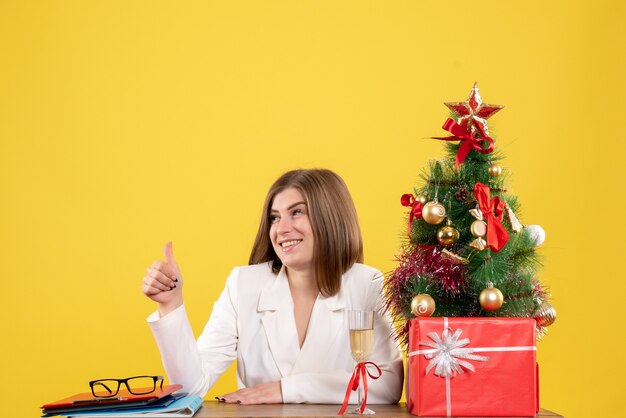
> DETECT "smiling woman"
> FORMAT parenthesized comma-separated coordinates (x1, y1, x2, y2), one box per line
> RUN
(250, 169, 364, 297)
(141, 169, 403, 405)
(269, 189, 317, 280)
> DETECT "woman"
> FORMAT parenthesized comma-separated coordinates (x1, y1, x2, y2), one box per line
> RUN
(142, 169, 403, 404)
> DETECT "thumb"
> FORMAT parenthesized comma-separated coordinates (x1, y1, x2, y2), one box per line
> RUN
(163, 241, 176, 264)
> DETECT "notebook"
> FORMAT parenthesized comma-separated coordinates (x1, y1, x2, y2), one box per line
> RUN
(41, 385, 182, 415)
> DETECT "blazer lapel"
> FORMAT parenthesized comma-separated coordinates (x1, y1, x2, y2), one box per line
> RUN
(291, 287, 346, 374)
(258, 267, 300, 378)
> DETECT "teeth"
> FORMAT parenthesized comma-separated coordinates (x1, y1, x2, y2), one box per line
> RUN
(281, 240, 302, 248)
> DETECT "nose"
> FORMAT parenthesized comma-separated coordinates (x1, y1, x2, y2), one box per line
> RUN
(276, 215, 293, 235)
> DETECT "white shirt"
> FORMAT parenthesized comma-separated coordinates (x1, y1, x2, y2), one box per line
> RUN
(147, 262, 403, 403)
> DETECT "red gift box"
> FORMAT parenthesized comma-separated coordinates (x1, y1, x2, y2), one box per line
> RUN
(407, 317, 538, 417)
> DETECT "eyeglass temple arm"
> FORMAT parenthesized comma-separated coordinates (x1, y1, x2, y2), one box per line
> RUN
(91, 382, 114, 394)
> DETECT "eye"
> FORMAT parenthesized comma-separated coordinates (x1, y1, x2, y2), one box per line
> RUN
(292, 209, 302, 216)
(269, 215, 279, 224)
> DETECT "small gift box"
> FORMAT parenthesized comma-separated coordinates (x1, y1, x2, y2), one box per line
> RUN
(407, 317, 538, 417)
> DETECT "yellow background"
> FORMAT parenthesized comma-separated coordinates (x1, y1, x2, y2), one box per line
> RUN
(1, 1, 624, 417)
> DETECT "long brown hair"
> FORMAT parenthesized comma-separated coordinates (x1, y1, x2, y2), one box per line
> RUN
(249, 169, 363, 297)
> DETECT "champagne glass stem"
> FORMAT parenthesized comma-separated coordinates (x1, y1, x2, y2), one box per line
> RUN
(357, 381, 363, 411)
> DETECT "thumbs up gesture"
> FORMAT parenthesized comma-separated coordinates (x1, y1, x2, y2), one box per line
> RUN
(142, 242, 184, 316)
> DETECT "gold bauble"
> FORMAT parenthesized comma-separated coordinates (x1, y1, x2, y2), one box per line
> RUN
(437, 225, 460, 247)
(470, 220, 487, 238)
(411, 294, 436, 317)
(416, 194, 429, 205)
(533, 301, 557, 327)
(488, 165, 502, 177)
(422, 201, 446, 225)
(479, 283, 504, 311)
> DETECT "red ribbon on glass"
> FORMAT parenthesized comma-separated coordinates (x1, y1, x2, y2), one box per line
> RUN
(401, 194, 423, 238)
(474, 182, 509, 253)
(433, 118, 495, 169)
(338, 362, 382, 415)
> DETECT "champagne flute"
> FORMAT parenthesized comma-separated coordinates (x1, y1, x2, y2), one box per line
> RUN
(348, 310, 375, 415)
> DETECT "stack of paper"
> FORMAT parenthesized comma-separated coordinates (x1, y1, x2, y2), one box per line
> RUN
(64, 395, 203, 418)
(41, 385, 203, 417)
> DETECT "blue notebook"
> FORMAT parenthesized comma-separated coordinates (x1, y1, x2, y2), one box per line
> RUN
(64, 395, 203, 418)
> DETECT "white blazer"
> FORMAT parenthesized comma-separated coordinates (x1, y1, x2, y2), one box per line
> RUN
(147, 262, 404, 404)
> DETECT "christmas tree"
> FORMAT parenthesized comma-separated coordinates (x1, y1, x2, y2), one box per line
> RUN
(385, 83, 556, 347)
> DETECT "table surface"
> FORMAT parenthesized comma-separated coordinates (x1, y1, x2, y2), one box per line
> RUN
(194, 402, 563, 417)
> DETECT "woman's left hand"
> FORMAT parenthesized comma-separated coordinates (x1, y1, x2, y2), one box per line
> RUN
(218, 381, 283, 404)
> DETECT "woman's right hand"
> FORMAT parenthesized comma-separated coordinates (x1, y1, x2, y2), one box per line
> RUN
(142, 241, 184, 317)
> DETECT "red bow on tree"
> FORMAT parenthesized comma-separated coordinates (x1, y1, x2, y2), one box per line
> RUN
(434, 118, 495, 169)
(338, 362, 382, 415)
(401, 194, 423, 238)
(474, 182, 509, 253)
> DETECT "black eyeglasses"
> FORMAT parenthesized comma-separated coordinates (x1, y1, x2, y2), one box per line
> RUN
(89, 375, 164, 398)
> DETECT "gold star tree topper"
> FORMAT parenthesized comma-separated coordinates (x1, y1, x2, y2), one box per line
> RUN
(445, 83, 504, 136)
